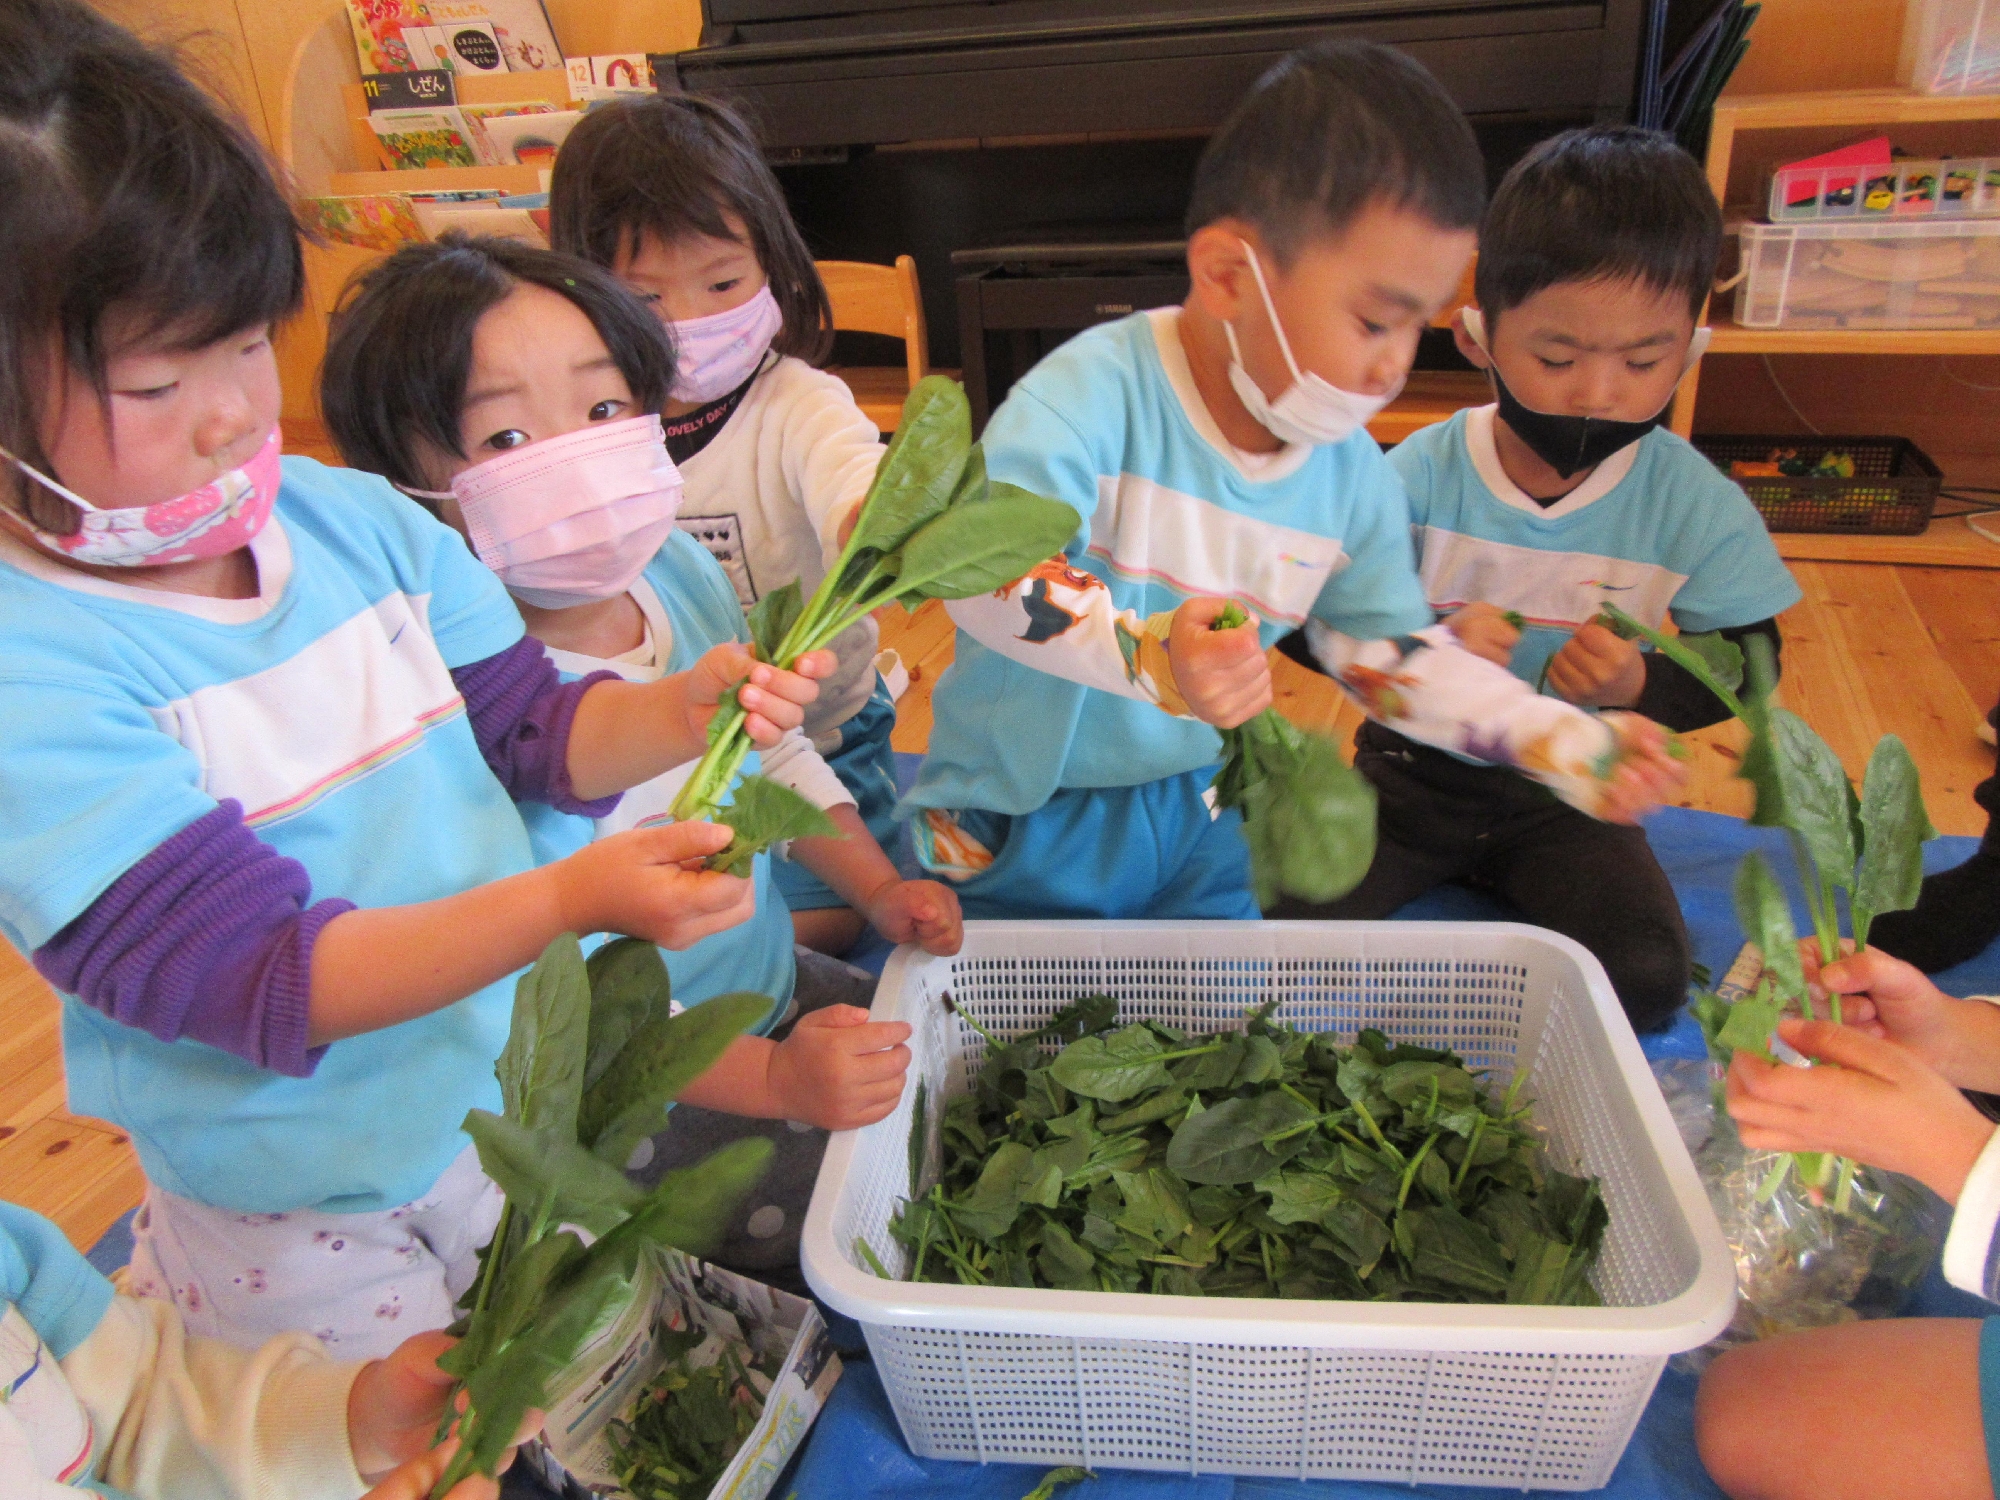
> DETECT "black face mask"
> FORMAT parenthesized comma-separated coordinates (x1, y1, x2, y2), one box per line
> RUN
(1489, 368, 1666, 480)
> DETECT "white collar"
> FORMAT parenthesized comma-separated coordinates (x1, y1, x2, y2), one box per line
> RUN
(0, 513, 292, 623)
(1146, 308, 1314, 485)
(542, 575, 674, 682)
(1463, 404, 1639, 521)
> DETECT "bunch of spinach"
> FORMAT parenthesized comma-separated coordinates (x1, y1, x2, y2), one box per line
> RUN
(669, 377, 1081, 863)
(428, 936, 776, 1498)
(603, 1331, 760, 1500)
(1533, 602, 1747, 707)
(1208, 602, 1377, 907)
(881, 996, 1606, 1305)
(1678, 636, 1936, 1212)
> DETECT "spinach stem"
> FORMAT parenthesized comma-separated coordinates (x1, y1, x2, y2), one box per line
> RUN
(1396, 1133, 1439, 1211)
(1352, 1100, 1405, 1165)
(1453, 1113, 1488, 1192)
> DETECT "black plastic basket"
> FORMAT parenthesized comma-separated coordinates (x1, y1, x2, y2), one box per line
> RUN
(1691, 433, 1942, 535)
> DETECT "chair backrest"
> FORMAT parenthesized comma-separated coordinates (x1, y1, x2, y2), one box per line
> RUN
(818, 256, 928, 385)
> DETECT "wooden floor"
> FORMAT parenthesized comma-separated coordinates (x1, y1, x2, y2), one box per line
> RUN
(6, 554, 1996, 1251)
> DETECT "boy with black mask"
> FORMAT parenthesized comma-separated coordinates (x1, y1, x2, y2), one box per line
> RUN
(1273, 125, 1800, 1034)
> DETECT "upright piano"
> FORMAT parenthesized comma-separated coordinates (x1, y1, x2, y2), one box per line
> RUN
(663, 0, 1648, 393)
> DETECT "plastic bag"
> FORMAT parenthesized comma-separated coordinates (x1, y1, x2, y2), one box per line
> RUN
(1653, 1055, 1948, 1374)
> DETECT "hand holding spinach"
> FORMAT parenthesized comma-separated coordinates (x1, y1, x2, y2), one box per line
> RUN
(1208, 602, 1377, 908)
(668, 378, 1081, 865)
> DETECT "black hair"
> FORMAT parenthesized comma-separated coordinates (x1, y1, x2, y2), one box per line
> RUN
(548, 93, 833, 364)
(0, 0, 304, 533)
(1185, 40, 1485, 265)
(319, 233, 677, 495)
(1475, 125, 1722, 324)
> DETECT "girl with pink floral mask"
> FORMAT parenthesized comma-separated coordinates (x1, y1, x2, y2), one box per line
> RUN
(550, 93, 915, 961)
(323, 236, 960, 1288)
(0, 0, 834, 1377)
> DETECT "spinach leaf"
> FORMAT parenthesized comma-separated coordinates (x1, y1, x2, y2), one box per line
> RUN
(580, 991, 774, 1166)
(462, 1111, 642, 1234)
(582, 938, 672, 1092)
(1166, 1092, 1318, 1185)
(746, 579, 804, 662)
(1853, 734, 1936, 948)
(1049, 1025, 1172, 1103)
(890, 489, 1083, 604)
(709, 774, 842, 878)
(497, 934, 589, 1135)
(847, 375, 972, 558)
(1732, 852, 1806, 1002)
(1597, 603, 1745, 717)
(1022, 1467, 1096, 1500)
(1399, 1207, 1511, 1296)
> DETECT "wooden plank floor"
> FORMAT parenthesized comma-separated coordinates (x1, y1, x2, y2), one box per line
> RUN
(7, 559, 1994, 1252)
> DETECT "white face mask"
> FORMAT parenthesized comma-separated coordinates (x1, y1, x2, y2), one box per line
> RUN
(1224, 238, 1400, 447)
(406, 414, 683, 610)
(667, 284, 784, 405)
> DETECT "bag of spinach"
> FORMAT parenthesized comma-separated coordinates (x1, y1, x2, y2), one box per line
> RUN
(668, 377, 1081, 869)
(878, 994, 1606, 1305)
(426, 936, 777, 1498)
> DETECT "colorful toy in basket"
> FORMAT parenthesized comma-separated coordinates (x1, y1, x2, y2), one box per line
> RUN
(884, 993, 1608, 1305)
(804, 924, 1735, 1489)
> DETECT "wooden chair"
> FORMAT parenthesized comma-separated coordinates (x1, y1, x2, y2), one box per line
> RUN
(1364, 254, 1489, 447)
(819, 256, 930, 432)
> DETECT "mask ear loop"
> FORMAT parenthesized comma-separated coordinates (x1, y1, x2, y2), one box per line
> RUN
(1234, 238, 1310, 386)
(393, 481, 457, 502)
(0, 442, 105, 514)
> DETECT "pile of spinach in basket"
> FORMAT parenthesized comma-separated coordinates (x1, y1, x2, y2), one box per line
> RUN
(879, 996, 1607, 1305)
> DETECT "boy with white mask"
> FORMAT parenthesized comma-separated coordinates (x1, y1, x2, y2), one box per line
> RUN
(901, 41, 1685, 924)
(1276, 126, 1800, 1033)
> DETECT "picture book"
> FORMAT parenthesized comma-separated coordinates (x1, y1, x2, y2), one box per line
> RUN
(423, 0, 563, 72)
(566, 53, 654, 101)
(369, 106, 480, 169)
(477, 108, 581, 166)
(297, 194, 426, 252)
(402, 20, 507, 75)
(343, 0, 429, 75)
(360, 70, 456, 111)
(459, 99, 560, 166)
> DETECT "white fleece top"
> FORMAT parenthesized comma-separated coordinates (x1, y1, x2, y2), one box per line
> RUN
(674, 354, 886, 748)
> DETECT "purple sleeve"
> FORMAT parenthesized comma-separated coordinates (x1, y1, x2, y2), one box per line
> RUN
(452, 635, 623, 817)
(33, 802, 355, 1078)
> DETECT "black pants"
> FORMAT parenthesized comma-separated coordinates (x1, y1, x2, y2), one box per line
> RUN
(1268, 723, 1691, 1033)
(628, 946, 878, 1297)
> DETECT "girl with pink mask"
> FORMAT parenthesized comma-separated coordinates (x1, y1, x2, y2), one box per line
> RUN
(320, 236, 959, 1292)
(550, 94, 913, 960)
(0, 0, 830, 1363)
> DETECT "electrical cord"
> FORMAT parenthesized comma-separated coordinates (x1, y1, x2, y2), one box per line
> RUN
(1760, 355, 1824, 435)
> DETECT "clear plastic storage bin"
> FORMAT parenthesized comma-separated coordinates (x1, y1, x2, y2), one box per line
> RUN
(803, 922, 1735, 1491)
(1771, 156, 2000, 220)
(1733, 217, 2000, 328)
(1903, 0, 2000, 93)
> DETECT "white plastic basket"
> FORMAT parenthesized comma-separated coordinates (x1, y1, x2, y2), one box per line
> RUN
(802, 922, 1734, 1491)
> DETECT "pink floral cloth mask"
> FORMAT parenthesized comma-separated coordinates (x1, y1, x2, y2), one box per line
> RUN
(409, 413, 684, 610)
(667, 284, 784, 405)
(0, 426, 283, 566)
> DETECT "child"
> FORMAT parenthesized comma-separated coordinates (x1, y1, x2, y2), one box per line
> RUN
(549, 94, 906, 958)
(319, 234, 953, 1283)
(0, 0, 826, 1360)
(0, 1198, 521, 1499)
(1278, 126, 1800, 1033)
(903, 42, 1682, 922)
(1695, 946, 2000, 1500)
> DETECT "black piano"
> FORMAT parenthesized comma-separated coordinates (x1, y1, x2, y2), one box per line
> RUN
(663, 0, 1648, 401)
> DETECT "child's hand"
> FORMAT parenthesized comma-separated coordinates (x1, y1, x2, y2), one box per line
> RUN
(766, 1005, 914, 1130)
(348, 1332, 459, 1481)
(862, 876, 964, 955)
(1444, 603, 1520, 669)
(1810, 946, 2000, 1090)
(1546, 620, 1645, 708)
(686, 645, 837, 747)
(1169, 597, 1271, 729)
(1592, 711, 1685, 824)
(361, 1443, 497, 1500)
(1727, 1016, 1994, 1203)
(556, 822, 757, 949)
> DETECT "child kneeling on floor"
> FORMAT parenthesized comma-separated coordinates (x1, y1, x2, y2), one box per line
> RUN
(1696, 947, 2000, 1500)
(903, 43, 1682, 922)
(1273, 125, 1799, 1033)
(320, 235, 954, 1291)
(0, 1199, 526, 1499)
(0, 0, 824, 1361)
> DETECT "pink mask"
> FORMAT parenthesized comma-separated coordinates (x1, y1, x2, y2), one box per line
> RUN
(0, 427, 283, 567)
(410, 414, 683, 610)
(668, 285, 782, 404)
